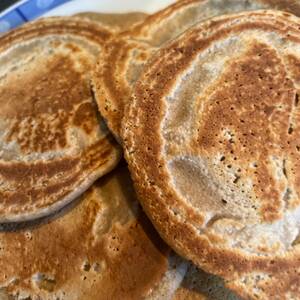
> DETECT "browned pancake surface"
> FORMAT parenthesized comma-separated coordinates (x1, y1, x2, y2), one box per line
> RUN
(0, 18, 121, 222)
(93, 0, 300, 139)
(0, 164, 175, 300)
(123, 10, 300, 299)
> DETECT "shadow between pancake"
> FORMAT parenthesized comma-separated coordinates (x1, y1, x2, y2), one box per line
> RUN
(180, 265, 241, 300)
(90, 85, 123, 144)
(114, 159, 169, 257)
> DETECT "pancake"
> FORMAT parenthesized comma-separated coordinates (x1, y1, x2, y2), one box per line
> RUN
(123, 10, 300, 299)
(92, 0, 300, 139)
(0, 163, 187, 300)
(76, 12, 148, 32)
(0, 17, 121, 223)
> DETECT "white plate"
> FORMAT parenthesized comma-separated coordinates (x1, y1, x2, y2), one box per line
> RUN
(43, 0, 177, 17)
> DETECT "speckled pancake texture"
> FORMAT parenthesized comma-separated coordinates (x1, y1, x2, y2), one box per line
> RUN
(123, 10, 300, 299)
(93, 0, 300, 139)
(0, 17, 121, 223)
(0, 164, 187, 300)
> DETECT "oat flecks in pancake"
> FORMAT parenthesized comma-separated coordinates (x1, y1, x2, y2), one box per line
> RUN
(0, 17, 121, 223)
(93, 0, 300, 139)
(123, 10, 300, 299)
(0, 164, 185, 300)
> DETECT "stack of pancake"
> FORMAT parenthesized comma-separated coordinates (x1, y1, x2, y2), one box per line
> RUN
(1, 1, 300, 299)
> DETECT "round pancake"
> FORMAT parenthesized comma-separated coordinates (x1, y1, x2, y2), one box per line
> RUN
(76, 12, 148, 32)
(123, 10, 300, 299)
(0, 18, 121, 223)
(92, 0, 300, 139)
(0, 164, 186, 300)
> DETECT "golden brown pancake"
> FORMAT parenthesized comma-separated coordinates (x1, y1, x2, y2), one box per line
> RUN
(123, 10, 300, 299)
(0, 163, 187, 300)
(93, 0, 300, 139)
(0, 17, 121, 223)
(76, 12, 148, 32)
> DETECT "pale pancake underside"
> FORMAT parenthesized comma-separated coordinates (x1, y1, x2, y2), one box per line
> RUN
(93, 0, 300, 139)
(0, 18, 121, 223)
(124, 10, 300, 299)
